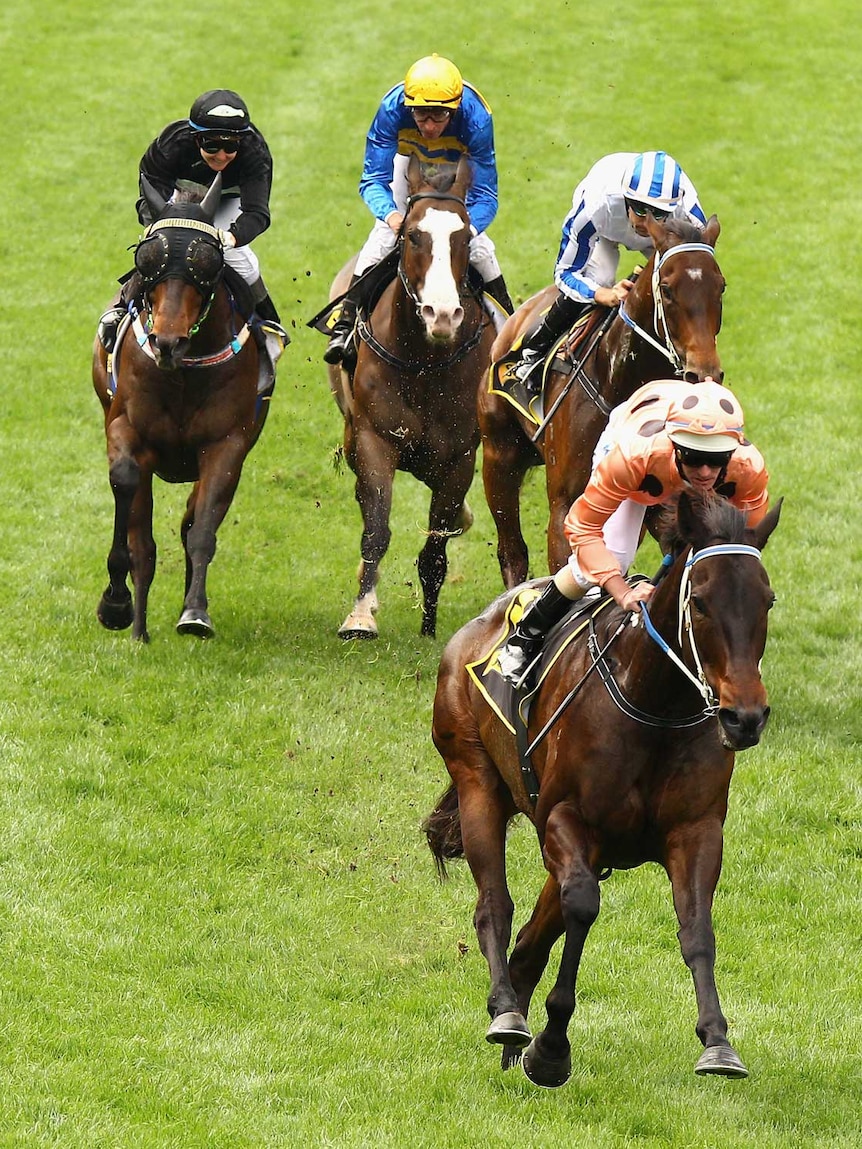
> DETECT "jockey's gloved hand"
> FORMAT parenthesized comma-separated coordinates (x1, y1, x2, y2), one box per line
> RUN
(218, 229, 237, 249)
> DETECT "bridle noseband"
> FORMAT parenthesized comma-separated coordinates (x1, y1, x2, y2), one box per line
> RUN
(618, 242, 719, 374)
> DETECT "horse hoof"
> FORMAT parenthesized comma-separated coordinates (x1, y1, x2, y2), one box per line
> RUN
(486, 1011, 531, 1048)
(176, 609, 215, 638)
(338, 616, 378, 640)
(97, 593, 133, 631)
(521, 1039, 571, 1088)
(695, 1045, 749, 1078)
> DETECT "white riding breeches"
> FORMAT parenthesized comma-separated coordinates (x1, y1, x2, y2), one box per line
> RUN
(213, 200, 260, 285)
(355, 154, 501, 280)
(567, 413, 648, 589)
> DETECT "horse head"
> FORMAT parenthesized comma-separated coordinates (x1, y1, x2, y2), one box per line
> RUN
(401, 154, 473, 343)
(641, 214, 725, 384)
(134, 174, 226, 369)
(658, 491, 781, 749)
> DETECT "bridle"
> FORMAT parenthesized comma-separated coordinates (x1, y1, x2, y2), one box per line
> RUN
(355, 189, 489, 373)
(618, 242, 719, 374)
(591, 542, 764, 727)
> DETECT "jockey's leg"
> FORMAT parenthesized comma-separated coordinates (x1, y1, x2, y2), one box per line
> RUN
(496, 569, 586, 688)
(514, 293, 586, 391)
(324, 220, 396, 365)
(469, 233, 514, 315)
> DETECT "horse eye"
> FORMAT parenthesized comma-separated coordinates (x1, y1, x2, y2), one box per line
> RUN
(767, 594, 777, 611)
(691, 594, 708, 615)
(659, 282, 673, 301)
(407, 229, 423, 247)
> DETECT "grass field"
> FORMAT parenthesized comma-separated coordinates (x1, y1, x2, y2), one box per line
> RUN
(0, 0, 860, 1145)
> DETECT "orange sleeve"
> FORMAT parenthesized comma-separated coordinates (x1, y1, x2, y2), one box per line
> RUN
(727, 446, 770, 526)
(563, 446, 646, 586)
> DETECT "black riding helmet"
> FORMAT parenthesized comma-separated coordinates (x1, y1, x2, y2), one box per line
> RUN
(188, 89, 251, 134)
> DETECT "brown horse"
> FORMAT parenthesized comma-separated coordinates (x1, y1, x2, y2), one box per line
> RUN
(93, 176, 273, 641)
(480, 214, 725, 588)
(327, 154, 496, 639)
(425, 492, 781, 1086)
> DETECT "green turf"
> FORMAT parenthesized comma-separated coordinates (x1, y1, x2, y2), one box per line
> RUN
(0, 0, 860, 1144)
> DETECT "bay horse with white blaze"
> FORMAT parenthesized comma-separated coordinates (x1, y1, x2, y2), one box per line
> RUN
(327, 154, 495, 639)
(480, 214, 725, 588)
(425, 492, 781, 1086)
(93, 175, 271, 641)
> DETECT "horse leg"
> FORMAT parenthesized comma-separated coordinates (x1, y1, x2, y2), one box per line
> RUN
(177, 440, 248, 638)
(338, 433, 397, 640)
(480, 407, 534, 589)
(417, 453, 475, 638)
(126, 473, 157, 642)
(521, 804, 600, 1088)
(97, 450, 138, 633)
(665, 822, 748, 1078)
(498, 873, 565, 1070)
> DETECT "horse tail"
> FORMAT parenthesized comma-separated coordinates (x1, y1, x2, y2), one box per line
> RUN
(422, 782, 463, 879)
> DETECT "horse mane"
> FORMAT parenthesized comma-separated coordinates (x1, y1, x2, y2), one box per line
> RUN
(662, 216, 708, 244)
(658, 491, 748, 557)
(171, 187, 206, 205)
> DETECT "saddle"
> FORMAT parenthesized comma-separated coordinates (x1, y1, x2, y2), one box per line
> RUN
(488, 305, 609, 426)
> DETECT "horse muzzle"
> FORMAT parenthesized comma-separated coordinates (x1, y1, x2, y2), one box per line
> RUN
(421, 302, 464, 343)
(149, 332, 191, 370)
(718, 704, 770, 750)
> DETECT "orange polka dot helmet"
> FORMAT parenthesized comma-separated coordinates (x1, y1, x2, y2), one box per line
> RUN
(665, 381, 746, 453)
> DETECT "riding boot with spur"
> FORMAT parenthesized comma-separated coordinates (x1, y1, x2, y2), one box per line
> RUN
(514, 293, 585, 392)
(324, 274, 361, 365)
(483, 274, 514, 315)
(496, 580, 582, 687)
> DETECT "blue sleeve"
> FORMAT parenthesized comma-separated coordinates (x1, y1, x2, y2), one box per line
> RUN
(358, 90, 402, 221)
(555, 197, 600, 301)
(461, 103, 498, 234)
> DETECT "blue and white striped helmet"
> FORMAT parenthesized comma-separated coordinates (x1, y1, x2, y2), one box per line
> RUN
(623, 151, 683, 210)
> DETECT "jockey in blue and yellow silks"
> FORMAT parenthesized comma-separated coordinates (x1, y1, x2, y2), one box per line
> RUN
(325, 54, 513, 364)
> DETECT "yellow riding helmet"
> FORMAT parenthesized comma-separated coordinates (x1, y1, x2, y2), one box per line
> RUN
(665, 381, 746, 453)
(404, 54, 463, 108)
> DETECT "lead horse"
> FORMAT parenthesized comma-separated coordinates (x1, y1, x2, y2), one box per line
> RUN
(93, 175, 272, 641)
(480, 214, 724, 587)
(327, 154, 496, 639)
(425, 492, 781, 1086)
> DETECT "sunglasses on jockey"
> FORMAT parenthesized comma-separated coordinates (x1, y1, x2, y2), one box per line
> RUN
(675, 445, 735, 470)
(197, 134, 241, 154)
(410, 107, 452, 124)
(625, 197, 672, 223)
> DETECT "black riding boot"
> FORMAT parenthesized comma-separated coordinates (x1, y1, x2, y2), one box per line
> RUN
(483, 274, 514, 315)
(515, 293, 586, 390)
(324, 274, 361, 365)
(497, 580, 579, 686)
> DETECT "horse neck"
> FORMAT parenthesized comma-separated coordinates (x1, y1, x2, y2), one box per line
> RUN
(593, 258, 668, 406)
(609, 557, 704, 717)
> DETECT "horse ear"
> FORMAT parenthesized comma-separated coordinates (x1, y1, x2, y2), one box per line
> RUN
(452, 154, 472, 200)
(676, 490, 699, 539)
(140, 174, 168, 221)
(703, 214, 721, 247)
(407, 153, 423, 196)
(199, 172, 223, 222)
(749, 497, 783, 551)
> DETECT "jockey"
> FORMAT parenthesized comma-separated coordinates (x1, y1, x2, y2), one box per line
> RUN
(99, 89, 282, 352)
(515, 151, 707, 389)
(324, 54, 513, 365)
(496, 379, 770, 685)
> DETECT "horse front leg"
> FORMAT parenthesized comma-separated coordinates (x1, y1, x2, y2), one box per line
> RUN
(338, 431, 397, 640)
(665, 821, 748, 1078)
(479, 401, 535, 589)
(416, 451, 475, 638)
(97, 450, 137, 633)
(177, 438, 248, 638)
(521, 804, 600, 1088)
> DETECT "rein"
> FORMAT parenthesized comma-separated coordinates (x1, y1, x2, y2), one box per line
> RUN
(618, 242, 718, 374)
(593, 542, 764, 727)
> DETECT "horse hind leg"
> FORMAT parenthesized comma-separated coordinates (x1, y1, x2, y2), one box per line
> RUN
(417, 460, 476, 637)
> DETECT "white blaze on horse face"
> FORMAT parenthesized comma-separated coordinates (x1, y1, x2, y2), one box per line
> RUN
(687, 268, 704, 281)
(417, 208, 466, 339)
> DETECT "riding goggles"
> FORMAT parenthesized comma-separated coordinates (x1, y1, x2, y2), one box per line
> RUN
(675, 446, 734, 469)
(625, 198, 671, 222)
(411, 107, 452, 124)
(198, 135, 240, 154)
